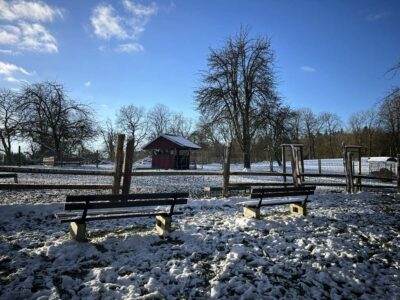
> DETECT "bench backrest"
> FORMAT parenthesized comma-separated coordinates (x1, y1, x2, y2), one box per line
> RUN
(250, 186, 316, 199)
(64, 192, 188, 211)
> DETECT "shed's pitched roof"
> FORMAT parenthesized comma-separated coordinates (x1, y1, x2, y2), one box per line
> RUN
(162, 134, 201, 149)
(143, 134, 201, 150)
(367, 157, 397, 163)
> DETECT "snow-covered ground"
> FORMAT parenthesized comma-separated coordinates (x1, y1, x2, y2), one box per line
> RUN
(0, 161, 399, 299)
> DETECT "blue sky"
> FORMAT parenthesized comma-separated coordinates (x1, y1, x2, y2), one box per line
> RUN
(0, 0, 399, 125)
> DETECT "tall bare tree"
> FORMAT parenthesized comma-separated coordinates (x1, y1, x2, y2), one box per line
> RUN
(147, 104, 170, 139)
(298, 108, 321, 159)
(319, 112, 342, 158)
(168, 112, 193, 137)
(20, 81, 95, 160)
(379, 87, 400, 154)
(99, 119, 117, 161)
(195, 28, 280, 168)
(0, 89, 21, 164)
(116, 104, 147, 150)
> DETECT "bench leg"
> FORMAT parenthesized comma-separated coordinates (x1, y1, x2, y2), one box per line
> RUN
(156, 215, 172, 235)
(290, 203, 307, 216)
(243, 207, 260, 219)
(70, 222, 87, 242)
(14, 176, 18, 183)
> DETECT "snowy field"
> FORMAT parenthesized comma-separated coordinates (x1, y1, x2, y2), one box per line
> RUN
(0, 161, 399, 299)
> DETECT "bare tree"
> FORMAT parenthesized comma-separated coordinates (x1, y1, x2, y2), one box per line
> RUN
(0, 89, 21, 164)
(20, 81, 95, 160)
(147, 104, 170, 139)
(196, 28, 280, 169)
(319, 112, 342, 158)
(99, 119, 117, 161)
(379, 87, 400, 154)
(348, 108, 377, 155)
(116, 104, 147, 150)
(168, 112, 193, 137)
(298, 108, 321, 159)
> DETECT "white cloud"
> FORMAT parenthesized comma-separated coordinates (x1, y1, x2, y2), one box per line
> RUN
(0, 49, 18, 55)
(116, 42, 144, 53)
(0, 60, 32, 83)
(301, 66, 317, 73)
(84, 81, 91, 87)
(0, 1, 62, 54)
(91, 0, 158, 53)
(0, 0, 63, 22)
(91, 4, 127, 40)
(366, 12, 389, 21)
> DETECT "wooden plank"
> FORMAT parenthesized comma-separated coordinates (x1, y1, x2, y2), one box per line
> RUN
(252, 186, 316, 193)
(58, 210, 184, 223)
(240, 199, 303, 207)
(122, 138, 134, 194)
(250, 191, 315, 199)
(112, 134, 125, 194)
(0, 183, 115, 190)
(65, 198, 188, 210)
(66, 192, 189, 202)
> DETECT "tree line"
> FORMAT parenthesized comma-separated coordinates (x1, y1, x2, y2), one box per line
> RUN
(0, 29, 399, 166)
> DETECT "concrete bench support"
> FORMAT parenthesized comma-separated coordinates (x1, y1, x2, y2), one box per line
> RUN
(290, 203, 307, 216)
(70, 222, 87, 242)
(243, 206, 260, 219)
(156, 215, 172, 235)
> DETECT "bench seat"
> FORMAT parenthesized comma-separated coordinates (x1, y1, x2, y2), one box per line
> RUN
(239, 186, 316, 219)
(238, 198, 304, 208)
(55, 192, 188, 242)
(56, 210, 183, 223)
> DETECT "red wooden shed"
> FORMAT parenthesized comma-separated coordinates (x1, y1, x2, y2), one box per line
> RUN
(143, 134, 201, 170)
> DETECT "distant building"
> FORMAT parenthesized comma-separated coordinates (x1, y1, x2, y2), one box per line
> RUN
(368, 157, 398, 177)
(143, 134, 201, 170)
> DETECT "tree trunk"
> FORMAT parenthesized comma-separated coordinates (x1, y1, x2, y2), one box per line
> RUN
(243, 134, 251, 169)
(222, 142, 232, 197)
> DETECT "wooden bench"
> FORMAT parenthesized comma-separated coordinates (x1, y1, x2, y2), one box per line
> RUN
(0, 173, 18, 183)
(55, 192, 188, 242)
(239, 186, 316, 219)
(43, 156, 55, 166)
(204, 186, 252, 197)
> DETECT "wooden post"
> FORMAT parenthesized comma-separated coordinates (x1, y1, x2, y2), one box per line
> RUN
(96, 150, 99, 168)
(222, 142, 232, 197)
(122, 139, 134, 195)
(112, 134, 125, 194)
(318, 159, 322, 174)
(300, 146, 305, 182)
(282, 145, 287, 183)
(397, 154, 400, 190)
(18, 146, 21, 167)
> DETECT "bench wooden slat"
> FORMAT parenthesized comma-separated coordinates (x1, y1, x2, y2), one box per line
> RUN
(65, 198, 187, 211)
(57, 210, 184, 223)
(250, 191, 315, 199)
(239, 198, 304, 208)
(251, 186, 316, 193)
(66, 192, 189, 202)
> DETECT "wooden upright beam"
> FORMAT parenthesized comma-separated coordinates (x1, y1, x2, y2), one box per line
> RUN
(122, 138, 134, 195)
(397, 154, 400, 190)
(112, 134, 125, 194)
(222, 142, 232, 197)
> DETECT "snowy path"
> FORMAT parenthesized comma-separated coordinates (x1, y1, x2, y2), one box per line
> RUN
(0, 191, 399, 299)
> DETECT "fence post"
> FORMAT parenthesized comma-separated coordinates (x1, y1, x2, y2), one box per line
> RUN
(282, 146, 286, 183)
(96, 150, 99, 168)
(222, 142, 232, 197)
(318, 159, 322, 174)
(122, 139, 134, 195)
(397, 154, 400, 190)
(112, 134, 125, 194)
(18, 146, 21, 167)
